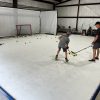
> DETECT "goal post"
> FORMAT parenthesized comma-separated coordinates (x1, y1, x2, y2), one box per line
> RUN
(16, 24, 32, 36)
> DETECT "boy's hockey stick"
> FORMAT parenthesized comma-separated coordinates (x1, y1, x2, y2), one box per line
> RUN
(68, 49, 77, 56)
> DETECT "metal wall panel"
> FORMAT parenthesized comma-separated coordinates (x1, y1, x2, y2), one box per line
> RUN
(0, 7, 17, 37)
(80, 0, 100, 4)
(79, 5, 100, 16)
(40, 11, 57, 35)
(0, 0, 12, 3)
(57, 0, 78, 6)
(0, 7, 40, 37)
(56, 6, 78, 17)
(58, 18, 77, 29)
(78, 18, 100, 31)
(18, 0, 53, 10)
(18, 9, 40, 33)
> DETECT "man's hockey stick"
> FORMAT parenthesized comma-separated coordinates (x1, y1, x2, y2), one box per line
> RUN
(68, 45, 92, 56)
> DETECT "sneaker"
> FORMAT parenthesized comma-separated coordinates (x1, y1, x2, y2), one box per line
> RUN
(65, 58, 69, 62)
(55, 55, 58, 60)
(89, 59, 95, 62)
(95, 57, 99, 60)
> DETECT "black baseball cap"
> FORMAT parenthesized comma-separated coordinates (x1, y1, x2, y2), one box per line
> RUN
(95, 21, 100, 25)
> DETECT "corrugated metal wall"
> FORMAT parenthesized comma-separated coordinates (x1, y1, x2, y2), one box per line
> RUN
(56, 0, 100, 31)
(0, 0, 53, 10)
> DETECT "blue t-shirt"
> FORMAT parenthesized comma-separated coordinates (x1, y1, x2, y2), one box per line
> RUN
(95, 28, 100, 43)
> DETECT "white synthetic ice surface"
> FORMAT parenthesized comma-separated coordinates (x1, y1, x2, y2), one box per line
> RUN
(0, 34, 100, 100)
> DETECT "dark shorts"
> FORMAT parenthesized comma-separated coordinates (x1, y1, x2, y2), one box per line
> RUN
(93, 42, 100, 49)
(59, 47, 68, 52)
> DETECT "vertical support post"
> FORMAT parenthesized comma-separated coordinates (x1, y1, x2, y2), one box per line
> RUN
(53, 4, 56, 10)
(30, 24, 32, 35)
(13, 0, 18, 8)
(76, 0, 80, 31)
(16, 25, 18, 36)
(39, 12, 41, 34)
(53, 4, 58, 35)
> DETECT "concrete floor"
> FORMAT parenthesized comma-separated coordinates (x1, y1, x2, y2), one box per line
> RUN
(0, 34, 100, 100)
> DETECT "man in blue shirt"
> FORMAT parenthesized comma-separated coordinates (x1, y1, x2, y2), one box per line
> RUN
(89, 22, 100, 62)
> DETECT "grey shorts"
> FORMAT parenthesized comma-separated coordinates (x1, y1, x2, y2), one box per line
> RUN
(58, 47, 68, 52)
(93, 43, 100, 49)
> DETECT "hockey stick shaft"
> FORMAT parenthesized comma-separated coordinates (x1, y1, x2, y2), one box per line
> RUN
(75, 45, 92, 53)
(68, 45, 92, 56)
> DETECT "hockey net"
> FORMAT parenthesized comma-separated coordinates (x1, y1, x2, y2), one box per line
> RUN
(16, 24, 32, 36)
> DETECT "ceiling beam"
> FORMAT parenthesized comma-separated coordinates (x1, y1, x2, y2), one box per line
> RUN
(54, 0, 62, 3)
(33, 0, 55, 5)
(58, 16, 100, 18)
(56, 0, 71, 5)
(56, 2, 100, 7)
